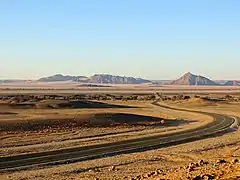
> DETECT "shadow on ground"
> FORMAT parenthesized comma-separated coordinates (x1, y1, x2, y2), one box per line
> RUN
(202, 97, 227, 102)
(91, 113, 187, 127)
(0, 113, 188, 132)
(3, 100, 137, 109)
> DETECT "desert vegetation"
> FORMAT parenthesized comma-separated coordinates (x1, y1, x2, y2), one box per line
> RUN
(0, 93, 157, 102)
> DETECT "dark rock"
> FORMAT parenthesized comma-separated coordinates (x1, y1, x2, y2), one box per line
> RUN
(108, 166, 116, 171)
(192, 175, 202, 180)
(202, 174, 215, 180)
(198, 160, 208, 166)
(216, 159, 227, 164)
(193, 174, 215, 180)
(147, 173, 152, 177)
(136, 175, 141, 180)
(188, 166, 195, 172)
(154, 169, 163, 175)
(232, 158, 239, 164)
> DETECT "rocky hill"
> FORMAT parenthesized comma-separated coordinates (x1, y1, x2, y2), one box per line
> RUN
(224, 80, 240, 86)
(170, 72, 219, 86)
(38, 74, 88, 82)
(38, 74, 151, 84)
(0, 80, 29, 83)
(87, 74, 151, 84)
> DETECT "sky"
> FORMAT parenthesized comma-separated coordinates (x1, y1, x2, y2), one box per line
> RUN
(0, 0, 240, 80)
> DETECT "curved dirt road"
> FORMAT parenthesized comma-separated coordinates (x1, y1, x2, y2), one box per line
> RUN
(0, 101, 236, 171)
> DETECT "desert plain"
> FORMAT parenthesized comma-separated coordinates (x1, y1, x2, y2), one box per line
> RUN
(0, 84, 239, 180)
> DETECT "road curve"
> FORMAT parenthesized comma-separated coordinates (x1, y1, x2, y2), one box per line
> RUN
(0, 101, 236, 171)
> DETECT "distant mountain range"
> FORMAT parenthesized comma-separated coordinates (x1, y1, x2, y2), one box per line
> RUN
(38, 74, 88, 82)
(223, 80, 240, 86)
(0, 73, 239, 86)
(38, 74, 151, 84)
(87, 74, 151, 84)
(0, 80, 29, 83)
(169, 72, 219, 86)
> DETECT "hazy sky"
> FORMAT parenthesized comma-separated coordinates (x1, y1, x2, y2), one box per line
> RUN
(0, 0, 239, 80)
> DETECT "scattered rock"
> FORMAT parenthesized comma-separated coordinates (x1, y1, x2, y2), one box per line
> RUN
(189, 162, 196, 167)
(187, 166, 195, 172)
(202, 174, 215, 180)
(89, 169, 100, 173)
(95, 169, 101, 172)
(199, 160, 208, 166)
(135, 175, 141, 180)
(142, 172, 154, 178)
(152, 171, 156, 175)
(216, 159, 227, 164)
(108, 166, 116, 171)
(154, 169, 162, 175)
(195, 162, 200, 167)
(147, 173, 152, 177)
(142, 174, 149, 178)
(231, 158, 239, 164)
(129, 177, 136, 180)
(192, 175, 201, 180)
(187, 162, 197, 172)
(193, 174, 215, 180)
